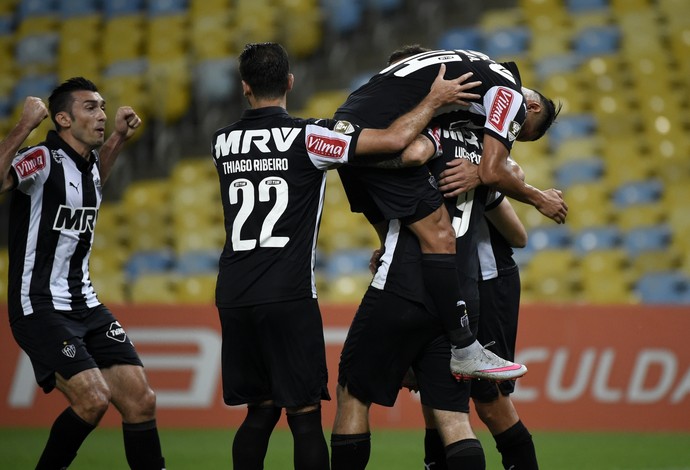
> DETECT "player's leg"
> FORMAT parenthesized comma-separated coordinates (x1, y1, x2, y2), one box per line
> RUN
(102, 364, 165, 470)
(35, 368, 109, 469)
(414, 335, 484, 470)
(331, 384, 372, 470)
(407, 207, 526, 382)
(10, 310, 108, 469)
(232, 400, 282, 470)
(285, 403, 330, 470)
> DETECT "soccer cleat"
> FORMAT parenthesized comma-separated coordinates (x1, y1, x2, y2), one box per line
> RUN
(450, 340, 527, 382)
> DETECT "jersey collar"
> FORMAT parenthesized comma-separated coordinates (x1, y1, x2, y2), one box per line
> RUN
(241, 106, 289, 120)
(45, 130, 98, 172)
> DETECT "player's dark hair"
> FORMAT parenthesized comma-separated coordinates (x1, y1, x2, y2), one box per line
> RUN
(239, 42, 290, 100)
(387, 44, 431, 65)
(531, 91, 562, 141)
(48, 77, 99, 130)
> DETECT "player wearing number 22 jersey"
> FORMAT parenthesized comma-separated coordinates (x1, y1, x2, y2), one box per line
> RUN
(212, 111, 360, 309)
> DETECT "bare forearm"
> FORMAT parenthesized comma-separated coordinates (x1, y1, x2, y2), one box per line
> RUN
(0, 121, 35, 193)
(98, 132, 127, 184)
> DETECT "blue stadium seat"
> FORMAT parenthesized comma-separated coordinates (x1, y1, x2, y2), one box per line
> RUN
(18, 0, 58, 19)
(572, 225, 622, 253)
(611, 179, 663, 207)
(0, 14, 13, 34)
(59, 0, 100, 17)
(148, 0, 188, 16)
(437, 27, 483, 51)
(482, 26, 530, 58)
(104, 0, 144, 17)
(194, 58, 238, 102)
(554, 157, 604, 188)
(526, 225, 572, 251)
(11, 74, 58, 103)
(635, 271, 690, 304)
(321, 0, 363, 34)
(365, 0, 403, 13)
(15, 33, 60, 66)
(573, 25, 621, 58)
(124, 249, 175, 281)
(534, 54, 583, 81)
(566, 0, 610, 12)
(175, 249, 220, 275)
(324, 248, 372, 278)
(548, 114, 598, 150)
(623, 225, 672, 256)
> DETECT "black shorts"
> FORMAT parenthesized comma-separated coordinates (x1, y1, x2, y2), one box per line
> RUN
(218, 298, 330, 408)
(10, 304, 143, 393)
(338, 288, 471, 412)
(471, 266, 521, 402)
(339, 165, 443, 224)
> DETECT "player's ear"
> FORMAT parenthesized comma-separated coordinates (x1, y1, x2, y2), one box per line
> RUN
(241, 80, 252, 97)
(287, 73, 294, 92)
(55, 111, 71, 128)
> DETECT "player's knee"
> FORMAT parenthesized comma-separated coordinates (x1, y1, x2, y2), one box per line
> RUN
(134, 386, 157, 418)
(75, 386, 111, 424)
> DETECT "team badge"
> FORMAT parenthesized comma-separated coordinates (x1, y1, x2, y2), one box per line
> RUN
(333, 120, 356, 135)
(51, 150, 64, 164)
(508, 121, 522, 141)
(106, 321, 127, 343)
(61, 343, 76, 358)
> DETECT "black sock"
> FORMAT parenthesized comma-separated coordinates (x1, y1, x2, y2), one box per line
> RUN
(287, 408, 329, 470)
(35, 407, 96, 470)
(232, 406, 281, 470)
(421, 254, 474, 348)
(445, 438, 485, 470)
(122, 419, 165, 470)
(494, 420, 539, 470)
(330, 433, 371, 470)
(424, 428, 448, 470)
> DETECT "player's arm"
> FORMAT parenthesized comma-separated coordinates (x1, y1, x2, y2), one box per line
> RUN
(98, 106, 142, 184)
(476, 135, 567, 224)
(0, 97, 48, 194)
(485, 197, 527, 248)
(354, 65, 480, 155)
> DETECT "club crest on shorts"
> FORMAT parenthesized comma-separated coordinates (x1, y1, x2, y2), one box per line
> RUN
(61, 343, 76, 358)
(106, 321, 127, 343)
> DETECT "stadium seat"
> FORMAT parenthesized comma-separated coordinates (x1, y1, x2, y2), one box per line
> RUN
(553, 157, 604, 188)
(437, 27, 483, 51)
(323, 248, 373, 278)
(320, 273, 372, 303)
(573, 25, 620, 58)
(566, 0, 609, 13)
(194, 58, 238, 102)
(59, 0, 99, 17)
(635, 271, 690, 304)
(147, 0, 187, 16)
(611, 179, 663, 207)
(572, 226, 622, 253)
(562, 182, 614, 229)
(176, 274, 217, 304)
(15, 33, 60, 68)
(130, 272, 179, 304)
(479, 8, 523, 30)
(124, 249, 176, 282)
(623, 225, 672, 257)
(175, 250, 220, 276)
(614, 203, 666, 231)
(534, 54, 582, 81)
(282, 6, 323, 58)
(629, 248, 682, 278)
(103, 0, 145, 17)
(102, 15, 146, 65)
(90, 271, 128, 304)
(17, 0, 58, 18)
(520, 249, 580, 302)
(482, 26, 530, 59)
(547, 114, 597, 151)
(526, 225, 572, 251)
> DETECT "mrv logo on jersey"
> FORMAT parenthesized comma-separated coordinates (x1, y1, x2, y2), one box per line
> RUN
(214, 128, 302, 157)
(53, 205, 97, 232)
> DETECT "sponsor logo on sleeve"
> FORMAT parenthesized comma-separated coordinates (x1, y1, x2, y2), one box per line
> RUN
(307, 133, 348, 159)
(488, 87, 515, 133)
(14, 149, 46, 178)
(333, 120, 356, 134)
(508, 120, 522, 141)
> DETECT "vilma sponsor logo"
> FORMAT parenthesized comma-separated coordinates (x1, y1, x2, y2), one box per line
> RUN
(15, 149, 46, 178)
(488, 87, 514, 132)
(106, 321, 127, 343)
(307, 134, 347, 159)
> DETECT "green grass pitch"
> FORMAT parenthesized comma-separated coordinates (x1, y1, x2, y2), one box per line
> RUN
(2, 428, 689, 469)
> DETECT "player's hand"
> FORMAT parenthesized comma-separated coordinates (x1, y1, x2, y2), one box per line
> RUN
(438, 158, 481, 198)
(429, 64, 482, 108)
(19, 97, 48, 130)
(113, 106, 142, 140)
(536, 188, 568, 224)
(369, 248, 384, 275)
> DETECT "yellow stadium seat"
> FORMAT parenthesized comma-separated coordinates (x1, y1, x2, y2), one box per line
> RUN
(520, 249, 580, 302)
(282, 9, 323, 59)
(146, 58, 191, 123)
(629, 248, 682, 279)
(580, 276, 638, 304)
(480, 8, 523, 30)
(176, 274, 217, 305)
(189, 14, 233, 59)
(129, 273, 179, 304)
(320, 273, 372, 303)
(614, 203, 665, 231)
(91, 271, 128, 305)
(147, 14, 188, 62)
(102, 15, 145, 65)
(562, 183, 614, 229)
(610, 0, 652, 14)
(121, 180, 172, 251)
(554, 136, 600, 164)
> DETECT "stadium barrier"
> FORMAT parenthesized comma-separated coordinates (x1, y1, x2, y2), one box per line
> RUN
(1, 303, 689, 431)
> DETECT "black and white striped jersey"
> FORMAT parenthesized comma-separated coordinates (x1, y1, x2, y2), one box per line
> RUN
(211, 107, 362, 308)
(335, 49, 526, 153)
(7, 131, 102, 321)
